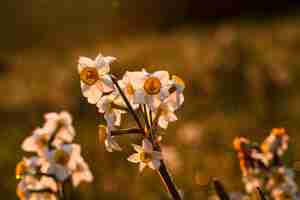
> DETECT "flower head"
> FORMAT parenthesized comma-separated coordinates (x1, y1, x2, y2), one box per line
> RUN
(125, 69, 170, 110)
(127, 139, 162, 172)
(78, 54, 115, 104)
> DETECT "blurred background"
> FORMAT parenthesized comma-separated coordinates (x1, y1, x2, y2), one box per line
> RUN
(2, 0, 300, 199)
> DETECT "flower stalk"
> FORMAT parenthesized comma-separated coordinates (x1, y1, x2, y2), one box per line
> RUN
(112, 77, 182, 200)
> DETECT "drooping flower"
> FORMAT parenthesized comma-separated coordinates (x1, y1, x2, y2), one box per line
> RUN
(127, 139, 162, 172)
(78, 54, 116, 104)
(96, 93, 126, 127)
(98, 125, 122, 152)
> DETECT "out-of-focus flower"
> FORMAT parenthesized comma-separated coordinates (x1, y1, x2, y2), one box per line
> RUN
(16, 176, 57, 200)
(22, 128, 52, 156)
(234, 129, 299, 200)
(43, 111, 75, 146)
(78, 54, 115, 104)
(261, 128, 289, 162)
(127, 139, 162, 172)
(41, 144, 82, 182)
(71, 157, 93, 187)
(22, 111, 75, 155)
(16, 157, 41, 179)
(98, 125, 122, 152)
(96, 93, 126, 127)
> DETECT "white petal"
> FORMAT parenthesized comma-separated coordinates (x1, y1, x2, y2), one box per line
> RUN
(158, 117, 169, 129)
(110, 138, 122, 151)
(139, 162, 147, 172)
(127, 153, 140, 163)
(99, 75, 114, 92)
(132, 144, 143, 153)
(81, 83, 102, 104)
(148, 159, 161, 170)
(142, 139, 153, 152)
(78, 57, 95, 72)
(22, 137, 37, 152)
(153, 71, 169, 86)
(133, 89, 146, 104)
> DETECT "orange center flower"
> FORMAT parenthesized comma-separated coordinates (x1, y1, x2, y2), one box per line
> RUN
(144, 77, 161, 95)
(80, 67, 99, 85)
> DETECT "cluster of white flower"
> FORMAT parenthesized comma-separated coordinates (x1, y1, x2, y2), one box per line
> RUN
(16, 111, 93, 200)
(233, 128, 299, 200)
(78, 53, 185, 173)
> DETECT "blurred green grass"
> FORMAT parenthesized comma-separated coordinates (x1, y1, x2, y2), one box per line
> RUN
(2, 16, 300, 199)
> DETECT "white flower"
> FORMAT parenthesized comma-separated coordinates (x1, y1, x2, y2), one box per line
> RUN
(71, 157, 94, 187)
(43, 111, 75, 146)
(78, 54, 115, 104)
(117, 71, 140, 109)
(154, 92, 183, 129)
(168, 75, 185, 108)
(127, 139, 162, 172)
(29, 193, 57, 200)
(98, 125, 122, 152)
(41, 144, 82, 181)
(16, 157, 42, 179)
(96, 93, 126, 127)
(22, 128, 52, 156)
(17, 176, 57, 200)
(125, 69, 170, 110)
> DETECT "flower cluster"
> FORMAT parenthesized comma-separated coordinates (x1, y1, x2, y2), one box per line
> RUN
(16, 111, 93, 200)
(78, 53, 185, 199)
(233, 128, 299, 200)
(78, 53, 185, 172)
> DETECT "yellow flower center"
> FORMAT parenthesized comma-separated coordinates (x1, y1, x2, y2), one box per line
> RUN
(80, 67, 99, 85)
(144, 77, 161, 95)
(53, 149, 70, 165)
(139, 152, 152, 163)
(16, 161, 27, 179)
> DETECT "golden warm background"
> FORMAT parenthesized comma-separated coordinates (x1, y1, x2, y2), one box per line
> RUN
(1, 1, 300, 199)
